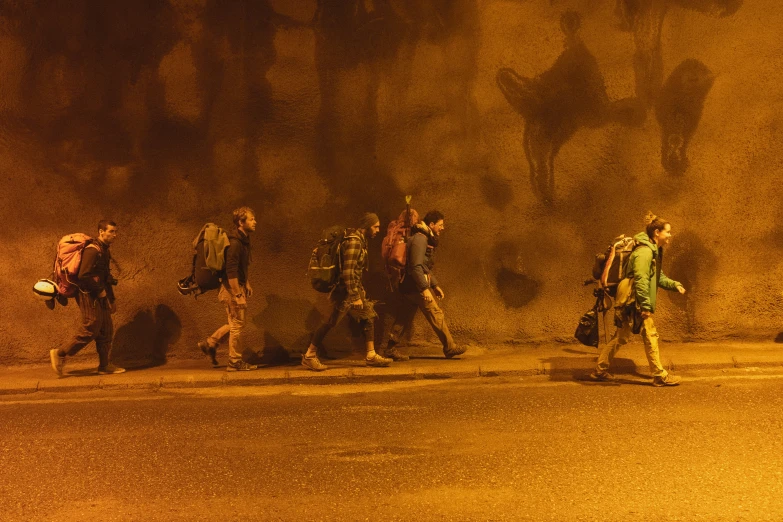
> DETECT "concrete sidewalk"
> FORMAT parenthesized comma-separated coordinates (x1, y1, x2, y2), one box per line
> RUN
(2, 341, 782, 395)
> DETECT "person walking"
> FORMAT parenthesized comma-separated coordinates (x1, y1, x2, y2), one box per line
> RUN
(591, 212, 686, 386)
(302, 213, 392, 371)
(49, 220, 125, 376)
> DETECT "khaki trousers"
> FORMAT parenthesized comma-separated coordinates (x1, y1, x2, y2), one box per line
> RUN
(207, 286, 245, 365)
(387, 292, 455, 353)
(596, 315, 667, 378)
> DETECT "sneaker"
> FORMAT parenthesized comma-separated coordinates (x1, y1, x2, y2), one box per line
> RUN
(652, 373, 681, 387)
(226, 361, 258, 372)
(443, 345, 467, 359)
(97, 364, 126, 375)
(49, 349, 65, 376)
(198, 340, 219, 366)
(589, 370, 614, 382)
(382, 347, 409, 362)
(301, 354, 327, 372)
(365, 353, 392, 367)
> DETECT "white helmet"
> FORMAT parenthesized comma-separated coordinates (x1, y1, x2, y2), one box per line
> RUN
(33, 279, 59, 300)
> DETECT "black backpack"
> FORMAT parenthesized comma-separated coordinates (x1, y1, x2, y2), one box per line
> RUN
(177, 223, 230, 296)
(308, 226, 347, 293)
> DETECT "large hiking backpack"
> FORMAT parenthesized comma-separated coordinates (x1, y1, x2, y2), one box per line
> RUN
(592, 235, 639, 291)
(177, 223, 230, 296)
(52, 233, 99, 299)
(381, 199, 418, 289)
(308, 225, 347, 293)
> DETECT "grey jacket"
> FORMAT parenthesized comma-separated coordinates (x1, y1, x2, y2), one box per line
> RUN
(404, 224, 439, 293)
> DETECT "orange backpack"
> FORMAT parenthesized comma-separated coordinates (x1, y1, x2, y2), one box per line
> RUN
(381, 200, 418, 289)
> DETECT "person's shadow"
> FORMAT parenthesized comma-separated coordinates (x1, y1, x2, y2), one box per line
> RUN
(112, 305, 182, 370)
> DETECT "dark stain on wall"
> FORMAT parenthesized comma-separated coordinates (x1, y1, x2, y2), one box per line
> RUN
(655, 59, 715, 175)
(112, 305, 181, 369)
(491, 240, 541, 309)
(496, 268, 540, 309)
(497, 11, 642, 206)
(480, 175, 514, 211)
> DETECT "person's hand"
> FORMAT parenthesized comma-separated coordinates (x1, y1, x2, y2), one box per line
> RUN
(421, 289, 434, 303)
(676, 284, 686, 295)
(641, 310, 652, 320)
(245, 282, 253, 297)
(352, 298, 364, 310)
(99, 290, 107, 298)
(433, 286, 445, 299)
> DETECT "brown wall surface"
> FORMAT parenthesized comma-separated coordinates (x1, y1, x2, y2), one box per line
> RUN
(2, 0, 782, 366)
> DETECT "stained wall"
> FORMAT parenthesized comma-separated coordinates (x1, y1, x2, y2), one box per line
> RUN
(1, 0, 781, 366)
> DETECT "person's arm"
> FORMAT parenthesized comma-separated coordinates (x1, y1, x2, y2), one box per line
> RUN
(632, 247, 654, 313)
(659, 271, 685, 293)
(408, 235, 430, 292)
(78, 246, 104, 296)
(340, 237, 362, 304)
(224, 239, 246, 306)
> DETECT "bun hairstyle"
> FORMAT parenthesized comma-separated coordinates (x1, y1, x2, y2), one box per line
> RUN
(645, 211, 670, 239)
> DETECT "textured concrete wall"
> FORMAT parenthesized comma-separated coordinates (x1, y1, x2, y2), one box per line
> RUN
(1, 0, 781, 366)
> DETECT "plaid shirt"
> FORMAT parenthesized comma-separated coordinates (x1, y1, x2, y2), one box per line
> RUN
(339, 230, 367, 302)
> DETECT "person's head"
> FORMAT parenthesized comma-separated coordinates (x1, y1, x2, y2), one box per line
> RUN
(97, 220, 117, 245)
(233, 206, 256, 234)
(645, 211, 672, 248)
(423, 210, 445, 237)
(358, 212, 380, 239)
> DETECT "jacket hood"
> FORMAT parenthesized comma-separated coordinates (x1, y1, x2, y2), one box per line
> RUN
(633, 232, 657, 255)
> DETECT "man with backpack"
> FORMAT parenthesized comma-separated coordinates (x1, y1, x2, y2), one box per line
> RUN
(196, 207, 259, 371)
(590, 213, 686, 386)
(49, 220, 125, 375)
(382, 210, 466, 361)
(302, 212, 392, 371)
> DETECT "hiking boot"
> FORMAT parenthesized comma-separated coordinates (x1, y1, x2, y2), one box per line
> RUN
(589, 370, 614, 382)
(382, 347, 409, 362)
(301, 355, 327, 372)
(97, 364, 126, 375)
(226, 361, 258, 372)
(365, 353, 392, 367)
(198, 340, 219, 366)
(49, 349, 65, 376)
(652, 373, 681, 387)
(443, 345, 467, 359)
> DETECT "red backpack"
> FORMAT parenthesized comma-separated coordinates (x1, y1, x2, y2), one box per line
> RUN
(381, 200, 419, 289)
(52, 233, 99, 298)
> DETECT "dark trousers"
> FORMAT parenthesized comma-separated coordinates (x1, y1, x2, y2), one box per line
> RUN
(312, 296, 376, 348)
(387, 291, 455, 352)
(62, 293, 114, 367)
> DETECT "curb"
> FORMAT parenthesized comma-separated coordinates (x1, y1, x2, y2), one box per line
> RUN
(2, 358, 782, 397)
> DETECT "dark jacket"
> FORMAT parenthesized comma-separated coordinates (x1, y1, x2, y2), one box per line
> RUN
(78, 240, 115, 302)
(225, 229, 251, 286)
(403, 223, 439, 293)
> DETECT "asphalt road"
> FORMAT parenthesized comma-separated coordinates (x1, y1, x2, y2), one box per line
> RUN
(1, 372, 782, 521)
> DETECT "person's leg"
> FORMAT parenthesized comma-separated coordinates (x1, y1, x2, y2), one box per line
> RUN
(642, 316, 680, 386)
(225, 296, 248, 368)
(363, 317, 391, 366)
(383, 293, 418, 361)
(303, 302, 346, 371)
(594, 317, 632, 377)
(416, 294, 462, 357)
(51, 293, 98, 375)
(95, 298, 123, 374)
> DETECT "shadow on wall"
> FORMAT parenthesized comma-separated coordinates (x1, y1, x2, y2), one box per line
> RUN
(491, 240, 541, 309)
(655, 59, 715, 175)
(666, 230, 718, 335)
(497, 11, 643, 206)
(112, 305, 181, 369)
(253, 294, 325, 356)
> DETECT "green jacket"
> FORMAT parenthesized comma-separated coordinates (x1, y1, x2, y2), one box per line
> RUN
(625, 232, 681, 313)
